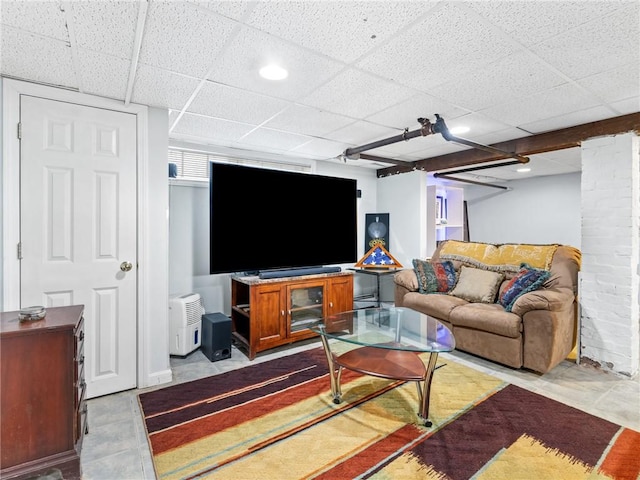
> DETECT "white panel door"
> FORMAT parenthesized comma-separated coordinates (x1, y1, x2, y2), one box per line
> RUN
(20, 95, 138, 398)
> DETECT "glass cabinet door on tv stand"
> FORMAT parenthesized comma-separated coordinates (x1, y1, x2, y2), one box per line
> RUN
(287, 283, 324, 332)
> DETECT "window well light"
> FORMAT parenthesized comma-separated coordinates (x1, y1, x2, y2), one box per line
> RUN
(259, 64, 288, 80)
(449, 125, 470, 135)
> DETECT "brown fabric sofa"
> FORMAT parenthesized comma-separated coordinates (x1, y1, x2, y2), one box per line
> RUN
(394, 240, 581, 374)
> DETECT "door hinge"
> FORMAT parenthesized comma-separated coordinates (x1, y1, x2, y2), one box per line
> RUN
(17, 122, 22, 139)
(17, 242, 22, 260)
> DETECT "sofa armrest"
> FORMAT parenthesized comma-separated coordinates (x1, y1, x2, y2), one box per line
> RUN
(394, 269, 418, 292)
(511, 287, 575, 317)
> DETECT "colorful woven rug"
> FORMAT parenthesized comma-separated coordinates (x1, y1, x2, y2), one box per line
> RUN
(138, 347, 640, 480)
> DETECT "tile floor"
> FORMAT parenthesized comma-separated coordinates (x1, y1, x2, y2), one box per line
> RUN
(81, 338, 640, 480)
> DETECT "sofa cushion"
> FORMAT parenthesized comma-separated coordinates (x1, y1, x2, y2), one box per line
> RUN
(449, 303, 522, 338)
(412, 259, 457, 294)
(499, 263, 551, 312)
(449, 266, 504, 303)
(401, 292, 468, 321)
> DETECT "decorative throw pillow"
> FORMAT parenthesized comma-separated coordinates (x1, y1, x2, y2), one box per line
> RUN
(499, 263, 551, 312)
(412, 259, 457, 294)
(449, 266, 504, 303)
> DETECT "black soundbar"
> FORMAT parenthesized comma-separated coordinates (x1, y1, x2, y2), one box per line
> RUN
(258, 266, 342, 279)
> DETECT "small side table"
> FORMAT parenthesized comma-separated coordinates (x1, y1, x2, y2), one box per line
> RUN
(349, 267, 400, 307)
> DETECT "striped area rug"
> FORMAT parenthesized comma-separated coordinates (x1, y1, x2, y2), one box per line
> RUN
(138, 347, 640, 480)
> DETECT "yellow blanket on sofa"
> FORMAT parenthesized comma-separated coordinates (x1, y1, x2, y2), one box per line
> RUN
(439, 240, 559, 272)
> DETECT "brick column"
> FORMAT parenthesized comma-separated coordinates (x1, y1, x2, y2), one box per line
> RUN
(580, 132, 639, 377)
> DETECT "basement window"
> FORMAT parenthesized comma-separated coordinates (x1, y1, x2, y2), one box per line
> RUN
(168, 148, 311, 182)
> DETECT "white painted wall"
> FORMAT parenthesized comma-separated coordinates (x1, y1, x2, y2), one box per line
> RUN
(579, 133, 639, 378)
(377, 170, 429, 268)
(141, 107, 172, 387)
(464, 172, 581, 249)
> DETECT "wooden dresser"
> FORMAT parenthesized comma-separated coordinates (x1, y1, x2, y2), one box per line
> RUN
(0, 305, 87, 480)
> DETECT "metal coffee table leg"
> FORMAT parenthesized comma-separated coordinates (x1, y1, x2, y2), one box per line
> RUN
(416, 352, 439, 427)
(319, 335, 343, 404)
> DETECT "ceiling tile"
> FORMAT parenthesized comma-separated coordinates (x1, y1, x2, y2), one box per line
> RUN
(1, 0, 68, 40)
(238, 127, 311, 152)
(400, 142, 468, 161)
(171, 113, 255, 143)
(540, 148, 582, 169)
(263, 105, 354, 137)
(466, 1, 624, 47)
(357, 2, 521, 92)
(186, 0, 256, 21)
(479, 83, 603, 128)
(188, 81, 290, 124)
(366, 93, 470, 130)
(207, 25, 344, 102)
(77, 49, 129, 100)
(577, 63, 640, 106)
(70, 1, 138, 59)
(531, 5, 640, 80)
(471, 127, 532, 146)
(427, 51, 567, 112)
(139, 1, 238, 78)
(289, 137, 351, 159)
(1, 26, 77, 89)
(519, 105, 615, 134)
(443, 113, 514, 139)
(300, 67, 416, 118)
(245, 1, 439, 63)
(326, 121, 399, 146)
(374, 134, 456, 157)
(132, 65, 201, 110)
(610, 97, 640, 116)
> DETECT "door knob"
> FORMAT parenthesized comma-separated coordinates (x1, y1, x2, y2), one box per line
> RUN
(120, 261, 133, 272)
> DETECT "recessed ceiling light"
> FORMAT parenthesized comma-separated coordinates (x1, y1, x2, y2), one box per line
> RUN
(517, 167, 531, 173)
(259, 64, 288, 80)
(449, 126, 470, 135)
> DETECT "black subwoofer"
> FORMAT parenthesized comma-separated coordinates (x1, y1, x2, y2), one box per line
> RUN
(201, 312, 232, 362)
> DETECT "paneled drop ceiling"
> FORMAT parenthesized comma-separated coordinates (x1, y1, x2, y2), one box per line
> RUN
(2, 0, 638, 182)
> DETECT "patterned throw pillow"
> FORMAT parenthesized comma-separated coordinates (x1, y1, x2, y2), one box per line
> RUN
(412, 259, 457, 294)
(499, 263, 551, 312)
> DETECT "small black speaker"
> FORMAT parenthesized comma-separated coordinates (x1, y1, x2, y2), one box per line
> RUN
(201, 313, 232, 362)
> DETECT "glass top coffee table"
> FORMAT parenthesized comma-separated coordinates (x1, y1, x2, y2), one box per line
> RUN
(307, 307, 455, 426)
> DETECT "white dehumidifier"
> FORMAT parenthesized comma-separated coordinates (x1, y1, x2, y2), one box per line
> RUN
(169, 293, 204, 356)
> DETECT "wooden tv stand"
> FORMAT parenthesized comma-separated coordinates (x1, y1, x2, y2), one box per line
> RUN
(231, 271, 353, 360)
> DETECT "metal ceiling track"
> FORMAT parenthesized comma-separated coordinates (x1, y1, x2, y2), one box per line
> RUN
(434, 161, 523, 190)
(341, 114, 530, 167)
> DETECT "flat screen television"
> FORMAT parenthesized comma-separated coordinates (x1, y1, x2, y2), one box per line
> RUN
(209, 163, 357, 274)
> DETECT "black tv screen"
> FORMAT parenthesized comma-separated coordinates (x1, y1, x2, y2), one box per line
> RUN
(209, 163, 357, 274)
